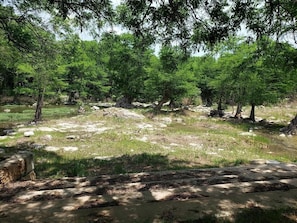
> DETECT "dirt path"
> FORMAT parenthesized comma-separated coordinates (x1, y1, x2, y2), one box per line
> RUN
(1, 162, 297, 222)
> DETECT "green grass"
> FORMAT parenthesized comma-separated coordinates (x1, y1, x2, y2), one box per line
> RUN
(0, 105, 77, 123)
(1, 102, 297, 178)
(1, 103, 297, 222)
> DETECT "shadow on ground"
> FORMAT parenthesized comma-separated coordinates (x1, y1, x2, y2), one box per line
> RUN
(2, 138, 297, 223)
(1, 142, 199, 178)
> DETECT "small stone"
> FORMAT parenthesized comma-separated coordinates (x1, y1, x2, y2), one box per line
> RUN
(0, 136, 8, 140)
(266, 160, 281, 165)
(3, 109, 10, 113)
(24, 131, 34, 137)
(91, 106, 100, 110)
(32, 144, 44, 149)
(279, 133, 286, 137)
(63, 147, 78, 152)
(240, 132, 256, 137)
(66, 135, 79, 139)
(45, 146, 60, 152)
(41, 134, 52, 141)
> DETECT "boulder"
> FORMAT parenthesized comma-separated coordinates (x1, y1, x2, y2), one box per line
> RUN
(103, 107, 145, 120)
(0, 151, 35, 184)
(91, 105, 100, 110)
(24, 131, 34, 137)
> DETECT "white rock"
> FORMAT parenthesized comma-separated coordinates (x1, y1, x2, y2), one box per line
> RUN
(239, 132, 256, 137)
(279, 133, 286, 137)
(63, 146, 78, 152)
(137, 136, 148, 142)
(158, 123, 167, 128)
(3, 109, 11, 113)
(159, 117, 172, 124)
(38, 127, 55, 132)
(45, 146, 60, 152)
(42, 135, 52, 141)
(137, 123, 153, 129)
(0, 136, 8, 140)
(24, 131, 34, 137)
(91, 106, 100, 110)
(266, 160, 281, 165)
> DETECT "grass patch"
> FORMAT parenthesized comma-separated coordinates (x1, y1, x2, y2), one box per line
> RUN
(0, 105, 77, 123)
(0, 102, 297, 178)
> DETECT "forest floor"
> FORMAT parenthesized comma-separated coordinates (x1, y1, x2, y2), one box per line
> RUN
(1, 101, 297, 222)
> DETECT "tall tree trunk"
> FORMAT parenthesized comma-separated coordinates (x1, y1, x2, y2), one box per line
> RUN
(217, 97, 222, 111)
(234, 103, 242, 119)
(281, 114, 297, 135)
(68, 91, 76, 104)
(115, 96, 133, 108)
(217, 97, 224, 117)
(155, 98, 168, 112)
(249, 103, 256, 122)
(34, 88, 45, 122)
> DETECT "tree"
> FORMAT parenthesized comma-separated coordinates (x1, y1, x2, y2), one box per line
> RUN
(1, 0, 297, 132)
(82, 40, 110, 101)
(144, 45, 198, 111)
(0, 30, 21, 97)
(100, 32, 151, 107)
(0, 0, 115, 110)
(186, 56, 218, 107)
(58, 35, 93, 103)
(1, 0, 114, 37)
(212, 38, 297, 122)
(117, 0, 233, 51)
(25, 32, 58, 122)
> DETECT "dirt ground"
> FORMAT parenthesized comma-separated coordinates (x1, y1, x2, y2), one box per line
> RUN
(1, 161, 297, 222)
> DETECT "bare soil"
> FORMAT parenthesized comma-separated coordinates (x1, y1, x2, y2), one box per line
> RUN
(1, 162, 297, 222)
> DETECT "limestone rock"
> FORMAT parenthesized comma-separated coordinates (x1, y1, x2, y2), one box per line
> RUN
(41, 134, 53, 141)
(239, 132, 256, 137)
(24, 131, 34, 137)
(0, 151, 35, 184)
(103, 107, 145, 120)
(91, 106, 100, 110)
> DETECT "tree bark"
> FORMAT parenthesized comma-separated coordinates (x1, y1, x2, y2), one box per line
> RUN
(249, 103, 256, 122)
(217, 97, 224, 117)
(115, 96, 134, 109)
(281, 114, 297, 135)
(33, 88, 45, 122)
(155, 98, 168, 112)
(234, 103, 242, 119)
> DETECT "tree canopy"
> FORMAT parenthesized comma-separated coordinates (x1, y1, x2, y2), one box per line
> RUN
(0, 0, 297, 128)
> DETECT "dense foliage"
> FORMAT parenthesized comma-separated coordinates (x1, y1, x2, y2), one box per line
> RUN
(0, 0, 297, 123)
